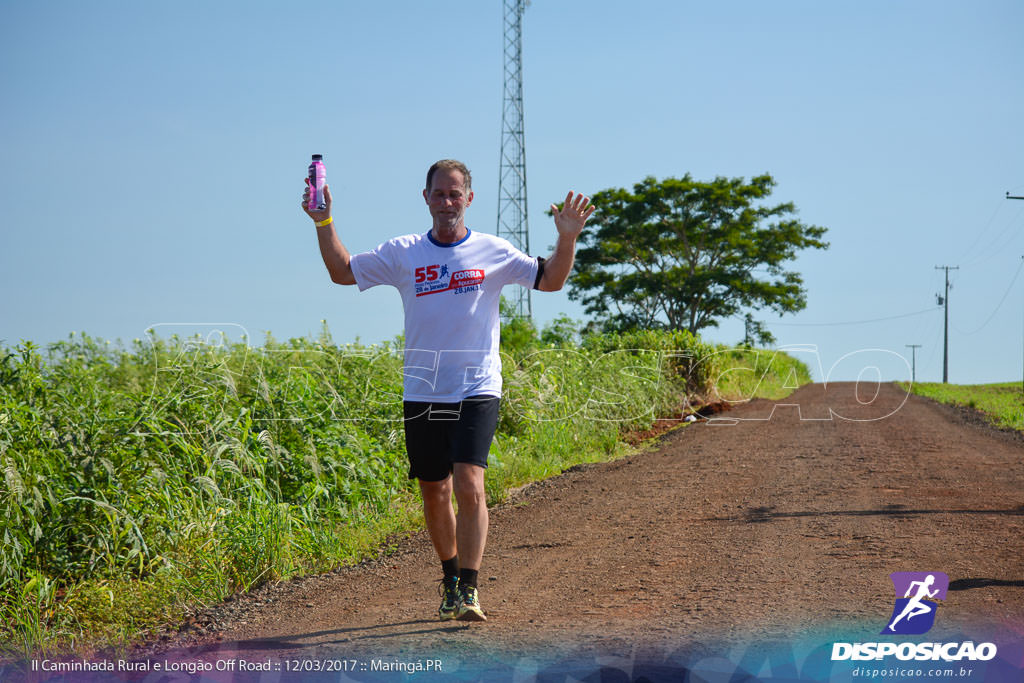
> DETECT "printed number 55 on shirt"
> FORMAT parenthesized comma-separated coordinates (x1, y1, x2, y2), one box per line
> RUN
(415, 265, 442, 283)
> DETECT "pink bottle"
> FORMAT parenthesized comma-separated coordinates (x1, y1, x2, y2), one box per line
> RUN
(307, 154, 327, 211)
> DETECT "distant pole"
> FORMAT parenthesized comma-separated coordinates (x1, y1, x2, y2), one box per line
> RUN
(1011, 193, 1024, 393)
(905, 344, 921, 384)
(935, 265, 959, 383)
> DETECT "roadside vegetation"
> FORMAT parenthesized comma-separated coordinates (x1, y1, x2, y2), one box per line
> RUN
(0, 318, 809, 657)
(903, 381, 1024, 431)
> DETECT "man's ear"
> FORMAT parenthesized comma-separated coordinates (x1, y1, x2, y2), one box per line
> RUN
(466, 190, 474, 207)
(423, 188, 429, 203)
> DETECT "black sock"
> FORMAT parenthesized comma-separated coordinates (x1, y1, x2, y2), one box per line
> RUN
(459, 568, 479, 590)
(442, 556, 459, 580)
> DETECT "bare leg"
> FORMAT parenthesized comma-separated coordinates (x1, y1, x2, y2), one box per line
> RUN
(419, 476, 456, 562)
(452, 463, 488, 571)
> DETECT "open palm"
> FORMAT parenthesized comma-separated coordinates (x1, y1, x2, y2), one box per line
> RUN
(551, 191, 596, 239)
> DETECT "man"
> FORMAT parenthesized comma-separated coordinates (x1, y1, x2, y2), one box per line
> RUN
(301, 159, 594, 621)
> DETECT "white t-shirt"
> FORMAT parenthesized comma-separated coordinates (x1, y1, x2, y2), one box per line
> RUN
(350, 229, 539, 402)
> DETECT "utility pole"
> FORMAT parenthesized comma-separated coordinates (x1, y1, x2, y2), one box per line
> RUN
(935, 265, 959, 383)
(496, 0, 531, 319)
(1010, 193, 1024, 393)
(905, 344, 921, 384)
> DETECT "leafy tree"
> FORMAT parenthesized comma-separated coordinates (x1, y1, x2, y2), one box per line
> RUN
(742, 312, 776, 347)
(567, 174, 828, 335)
(539, 314, 582, 347)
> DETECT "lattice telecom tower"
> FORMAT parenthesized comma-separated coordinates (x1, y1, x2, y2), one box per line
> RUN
(497, 0, 531, 319)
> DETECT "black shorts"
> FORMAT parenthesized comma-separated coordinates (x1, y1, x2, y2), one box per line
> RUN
(403, 395, 500, 482)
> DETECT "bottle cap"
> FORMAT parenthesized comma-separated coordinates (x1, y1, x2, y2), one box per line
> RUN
(312, 154, 323, 161)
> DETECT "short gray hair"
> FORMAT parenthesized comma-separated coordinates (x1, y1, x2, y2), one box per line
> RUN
(425, 159, 472, 193)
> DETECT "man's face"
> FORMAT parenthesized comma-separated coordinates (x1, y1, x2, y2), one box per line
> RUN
(424, 169, 474, 233)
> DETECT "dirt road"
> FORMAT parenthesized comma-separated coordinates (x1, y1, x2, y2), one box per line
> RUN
(141, 382, 1024, 681)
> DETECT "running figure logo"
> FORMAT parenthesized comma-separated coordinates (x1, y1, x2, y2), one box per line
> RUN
(882, 572, 949, 635)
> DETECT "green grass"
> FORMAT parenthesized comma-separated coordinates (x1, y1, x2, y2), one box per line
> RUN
(700, 346, 813, 403)
(902, 381, 1024, 431)
(0, 323, 809, 658)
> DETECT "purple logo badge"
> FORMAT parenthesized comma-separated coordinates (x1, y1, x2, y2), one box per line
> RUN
(882, 572, 949, 635)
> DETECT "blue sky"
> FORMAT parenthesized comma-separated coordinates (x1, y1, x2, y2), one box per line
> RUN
(1, 0, 1022, 383)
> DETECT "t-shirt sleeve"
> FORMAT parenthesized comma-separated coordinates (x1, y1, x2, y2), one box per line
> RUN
(350, 240, 401, 292)
(503, 242, 540, 289)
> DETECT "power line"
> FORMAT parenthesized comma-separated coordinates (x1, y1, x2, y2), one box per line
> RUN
(961, 203, 1024, 269)
(957, 197, 1014, 265)
(762, 307, 940, 328)
(952, 258, 1024, 336)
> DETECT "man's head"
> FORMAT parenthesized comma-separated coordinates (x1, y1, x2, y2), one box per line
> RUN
(425, 159, 472, 195)
(423, 159, 474, 242)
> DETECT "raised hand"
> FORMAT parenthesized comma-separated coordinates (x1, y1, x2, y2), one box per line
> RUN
(550, 191, 595, 240)
(302, 180, 333, 224)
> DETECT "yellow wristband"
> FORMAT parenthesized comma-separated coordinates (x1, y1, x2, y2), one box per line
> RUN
(315, 216, 333, 227)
